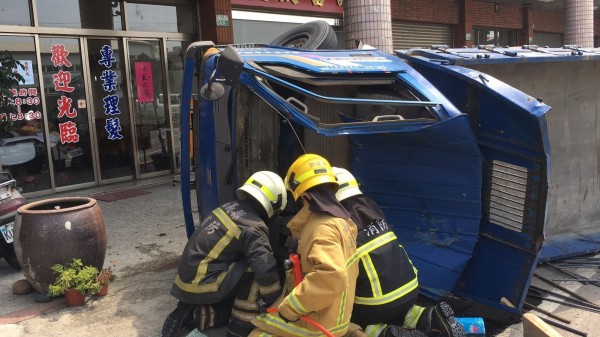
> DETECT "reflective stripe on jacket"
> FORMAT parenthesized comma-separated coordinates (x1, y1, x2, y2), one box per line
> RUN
(252, 202, 359, 337)
(171, 200, 281, 304)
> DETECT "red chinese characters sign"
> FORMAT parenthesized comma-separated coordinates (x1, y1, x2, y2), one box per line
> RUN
(231, 0, 343, 15)
(51, 44, 79, 144)
(135, 62, 154, 103)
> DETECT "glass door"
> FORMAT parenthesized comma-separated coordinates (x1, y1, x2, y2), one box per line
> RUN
(40, 36, 95, 188)
(127, 39, 172, 175)
(87, 38, 135, 181)
(0, 35, 51, 193)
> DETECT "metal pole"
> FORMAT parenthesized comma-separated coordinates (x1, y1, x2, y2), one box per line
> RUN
(538, 316, 588, 337)
(523, 302, 571, 324)
(533, 273, 596, 304)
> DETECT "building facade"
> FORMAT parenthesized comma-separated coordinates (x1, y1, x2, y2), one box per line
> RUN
(229, 0, 599, 49)
(0, 0, 201, 196)
(0, 0, 595, 197)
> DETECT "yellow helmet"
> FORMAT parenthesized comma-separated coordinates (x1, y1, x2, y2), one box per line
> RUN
(203, 47, 220, 58)
(332, 167, 363, 201)
(285, 154, 338, 201)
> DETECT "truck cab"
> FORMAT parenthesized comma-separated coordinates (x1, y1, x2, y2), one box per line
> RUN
(178, 42, 550, 322)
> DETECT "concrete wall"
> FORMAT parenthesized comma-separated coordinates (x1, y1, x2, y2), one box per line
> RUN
(468, 60, 600, 236)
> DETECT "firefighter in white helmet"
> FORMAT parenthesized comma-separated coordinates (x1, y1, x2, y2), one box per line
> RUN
(163, 171, 287, 337)
(332, 167, 466, 337)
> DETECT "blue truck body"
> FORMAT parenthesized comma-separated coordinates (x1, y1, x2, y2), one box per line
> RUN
(179, 42, 554, 321)
(399, 45, 600, 263)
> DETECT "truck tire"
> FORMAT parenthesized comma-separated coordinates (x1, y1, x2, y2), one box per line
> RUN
(269, 20, 337, 50)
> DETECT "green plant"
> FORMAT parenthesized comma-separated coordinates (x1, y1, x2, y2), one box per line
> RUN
(47, 258, 102, 297)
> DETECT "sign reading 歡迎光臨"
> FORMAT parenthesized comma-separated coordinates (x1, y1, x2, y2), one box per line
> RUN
(231, 0, 343, 15)
(98, 44, 123, 141)
(51, 43, 80, 144)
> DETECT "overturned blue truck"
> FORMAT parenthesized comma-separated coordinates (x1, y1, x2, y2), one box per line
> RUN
(177, 35, 600, 323)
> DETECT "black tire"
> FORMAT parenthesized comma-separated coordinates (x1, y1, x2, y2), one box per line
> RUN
(0, 242, 21, 270)
(269, 20, 338, 50)
(5, 255, 21, 269)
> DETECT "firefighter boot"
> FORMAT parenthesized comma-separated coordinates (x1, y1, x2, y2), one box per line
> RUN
(227, 319, 255, 337)
(162, 301, 196, 337)
(380, 324, 428, 337)
(416, 302, 466, 337)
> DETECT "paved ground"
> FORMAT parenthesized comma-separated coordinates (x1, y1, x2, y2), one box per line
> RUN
(0, 176, 192, 336)
(0, 176, 599, 337)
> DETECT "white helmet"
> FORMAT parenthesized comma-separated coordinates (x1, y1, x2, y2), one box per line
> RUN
(332, 167, 363, 201)
(237, 171, 288, 218)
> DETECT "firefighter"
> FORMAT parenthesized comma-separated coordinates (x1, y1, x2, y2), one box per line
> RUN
(249, 154, 361, 337)
(332, 167, 466, 337)
(162, 171, 287, 337)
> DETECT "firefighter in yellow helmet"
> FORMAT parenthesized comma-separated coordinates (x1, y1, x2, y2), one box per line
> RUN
(250, 154, 360, 337)
(332, 167, 466, 337)
(163, 171, 287, 337)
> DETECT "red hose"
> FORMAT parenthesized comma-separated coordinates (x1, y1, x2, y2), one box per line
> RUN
(266, 307, 335, 337)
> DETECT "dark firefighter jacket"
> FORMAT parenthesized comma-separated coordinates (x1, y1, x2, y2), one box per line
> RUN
(171, 200, 281, 305)
(341, 195, 419, 312)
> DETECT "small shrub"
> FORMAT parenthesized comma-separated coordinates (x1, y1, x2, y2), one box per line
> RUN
(47, 258, 102, 297)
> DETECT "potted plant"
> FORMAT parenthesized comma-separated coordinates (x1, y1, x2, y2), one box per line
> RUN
(47, 258, 102, 306)
(95, 267, 114, 297)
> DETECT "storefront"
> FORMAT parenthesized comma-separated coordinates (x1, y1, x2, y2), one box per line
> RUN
(230, 0, 343, 46)
(392, 21, 453, 50)
(0, 0, 198, 196)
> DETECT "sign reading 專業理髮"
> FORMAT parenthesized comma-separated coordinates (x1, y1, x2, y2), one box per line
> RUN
(98, 44, 123, 141)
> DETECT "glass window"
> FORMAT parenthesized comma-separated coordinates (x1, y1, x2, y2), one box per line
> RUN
(128, 39, 172, 173)
(166, 41, 195, 168)
(36, 0, 81, 28)
(87, 38, 135, 180)
(473, 29, 517, 47)
(0, 36, 50, 193)
(37, 0, 123, 30)
(0, 0, 31, 26)
(126, 3, 196, 33)
(39, 37, 95, 187)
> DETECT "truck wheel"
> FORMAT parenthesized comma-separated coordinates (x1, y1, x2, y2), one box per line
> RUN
(269, 20, 337, 50)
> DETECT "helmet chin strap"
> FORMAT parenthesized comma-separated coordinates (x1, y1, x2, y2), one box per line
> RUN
(271, 193, 283, 211)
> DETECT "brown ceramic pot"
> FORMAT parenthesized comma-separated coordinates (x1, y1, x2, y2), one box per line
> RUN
(13, 197, 106, 293)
